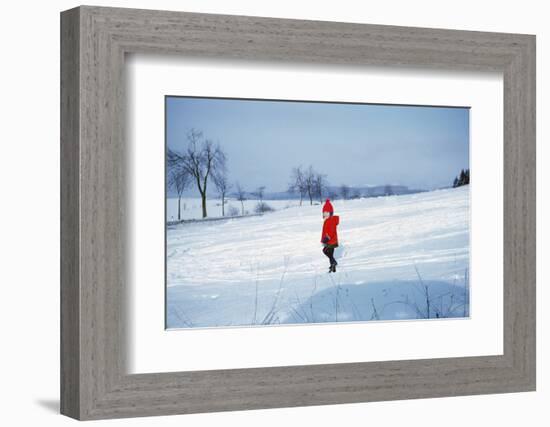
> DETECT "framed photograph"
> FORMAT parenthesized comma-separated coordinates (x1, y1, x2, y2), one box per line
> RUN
(164, 96, 471, 329)
(61, 6, 536, 420)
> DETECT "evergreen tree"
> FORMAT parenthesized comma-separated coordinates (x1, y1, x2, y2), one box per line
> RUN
(459, 169, 466, 186)
(453, 168, 470, 188)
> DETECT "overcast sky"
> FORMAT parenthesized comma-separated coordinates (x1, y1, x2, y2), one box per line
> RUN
(166, 96, 469, 193)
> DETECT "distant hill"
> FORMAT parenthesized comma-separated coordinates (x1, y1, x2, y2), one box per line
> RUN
(167, 184, 427, 200)
(259, 185, 427, 201)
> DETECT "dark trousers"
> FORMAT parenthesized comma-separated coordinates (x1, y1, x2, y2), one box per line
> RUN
(322, 246, 337, 266)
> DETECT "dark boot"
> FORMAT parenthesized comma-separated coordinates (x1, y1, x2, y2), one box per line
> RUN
(323, 246, 337, 273)
(323, 247, 332, 273)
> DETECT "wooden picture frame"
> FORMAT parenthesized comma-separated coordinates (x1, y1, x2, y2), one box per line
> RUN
(60, 5, 536, 420)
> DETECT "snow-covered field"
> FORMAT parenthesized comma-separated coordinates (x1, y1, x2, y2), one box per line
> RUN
(166, 197, 300, 222)
(166, 186, 470, 328)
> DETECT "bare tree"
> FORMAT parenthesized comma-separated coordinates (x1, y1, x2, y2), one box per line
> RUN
(212, 168, 231, 217)
(167, 129, 226, 218)
(167, 165, 190, 221)
(304, 165, 316, 205)
(289, 165, 327, 205)
(384, 184, 394, 196)
(252, 186, 266, 203)
(288, 166, 307, 206)
(313, 172, 328, 203)
(235, 182, 247, 216)
(340, 184, 350, 200)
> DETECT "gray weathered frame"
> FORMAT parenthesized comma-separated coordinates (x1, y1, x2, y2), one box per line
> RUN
(60, 5, 536, 421)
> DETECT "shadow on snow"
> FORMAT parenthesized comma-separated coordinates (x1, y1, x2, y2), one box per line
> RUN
(166, 279, 469, 329)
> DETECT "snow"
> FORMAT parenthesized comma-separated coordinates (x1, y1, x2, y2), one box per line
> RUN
(166, 197, 300, 222)
(166, 186, 470, 328)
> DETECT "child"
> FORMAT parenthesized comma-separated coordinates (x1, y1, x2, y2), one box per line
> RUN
(320, 198, 340, 273)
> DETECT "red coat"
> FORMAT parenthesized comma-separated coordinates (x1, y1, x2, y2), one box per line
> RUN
(321, 215, 339, 246)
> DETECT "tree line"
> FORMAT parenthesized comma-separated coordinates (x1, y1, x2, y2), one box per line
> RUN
(288, 169, 404, 201)
(287, 165, 328, 205)
(168, 128, 415, 221)
(167, 129, 276, 220)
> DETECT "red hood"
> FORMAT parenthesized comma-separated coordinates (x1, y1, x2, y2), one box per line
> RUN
(328, 215, 339, 225)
